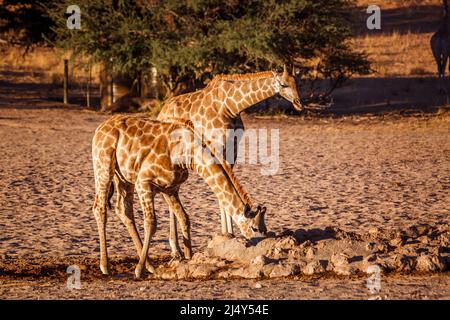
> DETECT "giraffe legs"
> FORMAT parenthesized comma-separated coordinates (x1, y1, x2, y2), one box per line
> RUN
(163, 193, 192, 259)
(92, 178, 111, 275)
(135, 180, 157, 279)
(220, 208, 234, 235)
(226, 209, 234, 235)
(113, 175, 154, 274)
(166, 200, 183, 259)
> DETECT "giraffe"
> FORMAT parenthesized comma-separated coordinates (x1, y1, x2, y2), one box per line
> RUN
(92, 115, 267, 278)
(431, 0, 450, 92)
(157, 66, 301, 255)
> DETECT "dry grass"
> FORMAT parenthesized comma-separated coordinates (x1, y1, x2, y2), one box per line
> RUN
(0, 45, 99, 84)
(353, 31, 436, 77)
(355, 0, 440, 9)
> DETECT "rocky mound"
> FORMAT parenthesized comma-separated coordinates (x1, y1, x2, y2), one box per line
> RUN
(153, 224, 450, 280)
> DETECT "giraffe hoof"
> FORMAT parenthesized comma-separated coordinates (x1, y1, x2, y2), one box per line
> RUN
(183, 248, 193, 260)
(100, 264, 109, 275)
(134, 266, 143, 279)
(145, 261, 155, 274)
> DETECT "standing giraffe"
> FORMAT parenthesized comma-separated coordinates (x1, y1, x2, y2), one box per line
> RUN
(431, 0, 450, 92)
(92, 115, 267, 278)
(157, 67, 301, 255)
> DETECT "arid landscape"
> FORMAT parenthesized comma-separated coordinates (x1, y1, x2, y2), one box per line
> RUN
(0, 0, 449, 300)
(0, 80, 448, 298)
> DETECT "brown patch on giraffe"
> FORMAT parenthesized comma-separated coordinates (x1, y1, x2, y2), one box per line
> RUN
(153, 137, 168, 155)
(205, 108, 216, 119)
(126, 125, 138, 137)
(241, 82, 251, 94)
(213, 118, 222, 128)
(233, 90, 243, 102)
(203, 93, 212, 106)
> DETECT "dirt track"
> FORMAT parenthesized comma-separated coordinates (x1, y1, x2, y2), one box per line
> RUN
(0, 105, 449, 299)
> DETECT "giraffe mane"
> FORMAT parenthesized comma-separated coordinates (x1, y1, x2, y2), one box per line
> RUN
(166, 118, 254, 208)
(209, 71, 276, 85)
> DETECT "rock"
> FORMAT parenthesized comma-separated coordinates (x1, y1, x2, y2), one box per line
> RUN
(215, 260, 228, 268)
(287, 248, 304, 260)
(157, 269, 178, 280)
(403, 225, 430, 239)
(305, 247, 316, 261)
(415, 224, 431, 237)
(330, 253, 355, 275)
(191, 264, 218, 279)
(365, 254, 377, 262)
(330, 253, 349, 267)
(389, 237, 405, 247)
(168, 259, 180, 268)
(362, 254, 378, 269)
(438, 233, 450, 247)
(415, 254, 446, 272)
(175, 263, 190, 279)
(333, 265, 356, 276)
(393, 254, 416, 273)
(368, 227, 380, 235)
(373, 242, 389, 254)
(366, 242, 376, 252)
(255, 282, 262, 289)
(299, 240, 312, 249)
(303, 260, 326, 275)
(418, 236, 431, 245)
(316, 241, 326, 249)
(252, 255, 271, 266)
(231, 265, 263, 279)
(275, 236, 298, 249)
(268, 263, 300, 278)
(206, 235, 251, 262)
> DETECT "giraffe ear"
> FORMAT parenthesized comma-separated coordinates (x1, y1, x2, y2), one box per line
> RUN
(244, 204, 253, 218)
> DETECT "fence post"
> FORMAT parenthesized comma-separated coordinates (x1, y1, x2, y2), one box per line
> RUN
(86, 65, 91, 108)
(63, 59, 69, 104)
(109, 71, 114, 105)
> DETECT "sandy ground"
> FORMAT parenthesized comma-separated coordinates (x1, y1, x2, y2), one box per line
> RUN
(0, 100, 449, 298)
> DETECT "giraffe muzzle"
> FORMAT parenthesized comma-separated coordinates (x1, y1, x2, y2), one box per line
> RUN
(293, 98, 303, 111)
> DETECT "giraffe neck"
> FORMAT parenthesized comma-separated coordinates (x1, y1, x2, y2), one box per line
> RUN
(216, 76, 278, 117)
(197, 160, 247, 218)
(173, 126, 252, 219)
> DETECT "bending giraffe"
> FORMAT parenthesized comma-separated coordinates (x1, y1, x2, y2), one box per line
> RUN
(157, 66, 301, 255)
(92, 115, 267, 278)
(431, 0, 450, 92)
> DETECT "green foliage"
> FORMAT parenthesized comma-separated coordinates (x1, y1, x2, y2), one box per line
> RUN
(0, 0, 54, 46)
(45, 0, 371, 96)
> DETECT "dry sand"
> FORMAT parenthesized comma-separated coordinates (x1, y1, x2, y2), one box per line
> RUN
(0, 104, 449, 299)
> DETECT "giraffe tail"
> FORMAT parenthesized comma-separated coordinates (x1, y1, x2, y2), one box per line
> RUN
(107, 183, 114, 209)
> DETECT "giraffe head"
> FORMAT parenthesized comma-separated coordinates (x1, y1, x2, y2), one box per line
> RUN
(235, 204, 267, 239)
(276, 65, 303, 111)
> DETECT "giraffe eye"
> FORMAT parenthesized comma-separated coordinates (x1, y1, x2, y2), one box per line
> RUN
(251, 227, 258, 232)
